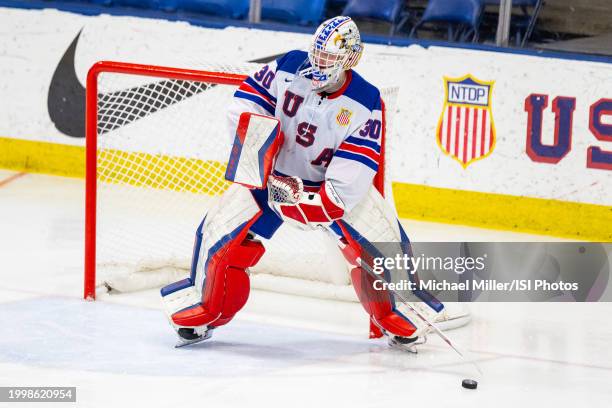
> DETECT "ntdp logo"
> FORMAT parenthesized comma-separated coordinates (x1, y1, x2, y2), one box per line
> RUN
(436, 75, 496, 168)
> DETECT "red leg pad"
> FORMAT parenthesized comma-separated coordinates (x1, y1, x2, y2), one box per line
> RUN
(351, 267, 392, 317)
(369, 319, 384, 339)
(336, 223, 417, 338)
(172, 239, 265, 328)
(374, 314, 416, 338)
(338, 237, 360, 267)
(350, 267, 417, 338)
(224, 239, 266, 269)
(171, 304, 217, 328)
(213, 266, 250, 327)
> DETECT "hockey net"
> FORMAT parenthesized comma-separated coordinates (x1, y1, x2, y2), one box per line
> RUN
(84, 61, 469, 328)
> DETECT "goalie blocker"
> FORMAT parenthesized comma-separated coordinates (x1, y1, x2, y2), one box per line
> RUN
(225, 112, 284, 189)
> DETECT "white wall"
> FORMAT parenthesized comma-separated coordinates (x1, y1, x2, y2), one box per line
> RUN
(1, 7, 610, 206)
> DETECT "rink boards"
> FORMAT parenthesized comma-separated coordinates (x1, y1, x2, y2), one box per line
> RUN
(0, 7, 611, 240)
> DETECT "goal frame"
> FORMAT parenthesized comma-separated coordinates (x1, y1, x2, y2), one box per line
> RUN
(83, 60, 387, 301)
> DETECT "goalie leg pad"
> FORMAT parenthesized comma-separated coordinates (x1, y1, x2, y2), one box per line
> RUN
(336, 223, 418, 338)
(201, 239, 265, 328)
(350, 267, 417, 338)
(342, 187, 443, 310)
(161, 184, 264, 328)
(171, 238, 264, 328)
(333, 187, 444, 338)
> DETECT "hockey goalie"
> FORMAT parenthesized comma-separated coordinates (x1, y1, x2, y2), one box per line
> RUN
(161, 16, 445, 350)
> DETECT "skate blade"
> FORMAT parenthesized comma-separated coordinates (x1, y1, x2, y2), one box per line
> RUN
(389, 342, 418, 354)
(388, 335, 427, 354)
(175, 331, 213, 348)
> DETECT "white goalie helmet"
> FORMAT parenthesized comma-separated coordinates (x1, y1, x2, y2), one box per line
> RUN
(302, 16, 363, 91)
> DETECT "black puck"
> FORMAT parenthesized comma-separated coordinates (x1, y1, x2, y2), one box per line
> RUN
(462, 379, 478, 389)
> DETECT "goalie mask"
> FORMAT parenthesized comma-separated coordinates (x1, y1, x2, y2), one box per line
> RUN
(301, 16, 363, 92)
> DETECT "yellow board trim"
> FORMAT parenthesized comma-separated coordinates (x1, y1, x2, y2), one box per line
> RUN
(1, 137, 611, 241)
(393, 182, 612, 242)
(0, 137, 85, 178)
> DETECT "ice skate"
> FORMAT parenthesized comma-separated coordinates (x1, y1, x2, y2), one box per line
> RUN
(387, 334, 427, 354)
(175, 327, 214, 348)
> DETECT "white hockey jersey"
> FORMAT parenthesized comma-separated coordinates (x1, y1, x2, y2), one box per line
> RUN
(227, 50, 384, 211)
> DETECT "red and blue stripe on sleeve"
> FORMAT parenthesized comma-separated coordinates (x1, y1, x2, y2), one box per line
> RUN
(233, 77, 277, 116)
(334, 135, 380, 171)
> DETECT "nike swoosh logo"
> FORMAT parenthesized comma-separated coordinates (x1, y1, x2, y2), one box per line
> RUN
(47, 29, 86, 138)
(48, 29, 285, 138)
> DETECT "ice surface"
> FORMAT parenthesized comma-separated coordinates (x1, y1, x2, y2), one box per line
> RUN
(1, 170, 612, 408)
(0, 297, 387, 377)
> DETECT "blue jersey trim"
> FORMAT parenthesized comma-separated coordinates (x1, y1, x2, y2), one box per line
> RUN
(245, 77, 277, 104)
(275, 50, 310, 75)
(373, 97, 382, 111)
(342, 71, 381, 111)
(234, 90, 275, 115)
(334, 150, 379, 171)
(344, 135, 381, 153)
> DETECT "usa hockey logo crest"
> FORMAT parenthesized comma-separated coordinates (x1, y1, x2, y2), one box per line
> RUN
(436, 75, 496, 168)
(336, 108, 352, 126)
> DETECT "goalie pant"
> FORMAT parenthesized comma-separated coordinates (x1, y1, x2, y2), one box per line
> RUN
(160, 183, 444, 338)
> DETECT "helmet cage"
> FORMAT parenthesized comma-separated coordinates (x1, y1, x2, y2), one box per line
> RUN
(307, 45, 346, 90)
(307, 45, 362, 90)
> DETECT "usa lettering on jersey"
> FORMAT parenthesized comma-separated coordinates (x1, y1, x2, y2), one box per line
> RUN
(227, 50, 384, 211)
